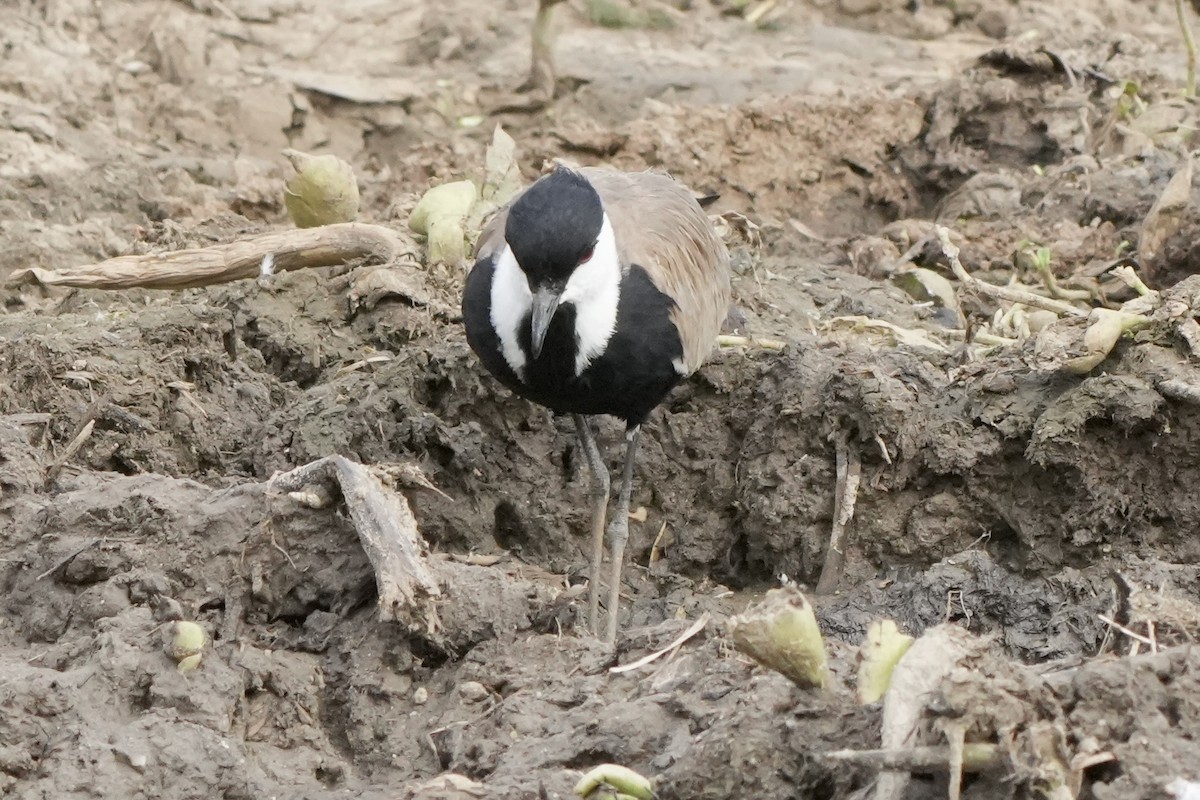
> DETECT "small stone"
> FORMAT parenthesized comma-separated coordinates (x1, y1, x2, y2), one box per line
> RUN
(113, 743, 149, 772)
(975, 8, 1010, 39)
(413, 686, 429, 705)
(838, 0, 881, 14)
(457, 681, 489, 703)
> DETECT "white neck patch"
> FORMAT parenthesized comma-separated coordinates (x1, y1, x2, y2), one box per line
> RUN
(489, 213, 623, 380)
(561, 214, 621, 375)
(489, 244, 532, 379)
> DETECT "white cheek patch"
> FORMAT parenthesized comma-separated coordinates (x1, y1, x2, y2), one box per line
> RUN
(560, 215, 621, 376)
(489, 245, 532, 380)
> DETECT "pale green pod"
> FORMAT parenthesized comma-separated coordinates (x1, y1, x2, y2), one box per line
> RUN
(856, 619, 915, 704)
(282, 149, 360, 228)
(574, 764, 654, 800)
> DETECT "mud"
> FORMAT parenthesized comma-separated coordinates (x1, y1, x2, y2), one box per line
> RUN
(2, 0, 1200, 797)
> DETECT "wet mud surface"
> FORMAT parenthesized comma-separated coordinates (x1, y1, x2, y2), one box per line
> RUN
(2, 0, 1199, 797)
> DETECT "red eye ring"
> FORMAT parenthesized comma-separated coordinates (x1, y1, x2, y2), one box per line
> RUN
(578, 245, 595, 264)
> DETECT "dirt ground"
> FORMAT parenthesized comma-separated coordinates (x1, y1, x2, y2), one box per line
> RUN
(3, 0, 1200, 797)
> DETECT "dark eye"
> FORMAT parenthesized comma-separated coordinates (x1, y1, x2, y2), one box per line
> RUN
(578, 244, 596, 264)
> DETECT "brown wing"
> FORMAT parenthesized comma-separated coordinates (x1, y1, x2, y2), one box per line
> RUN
(473, 202, 512, 263)
(581, 167, 732, 374)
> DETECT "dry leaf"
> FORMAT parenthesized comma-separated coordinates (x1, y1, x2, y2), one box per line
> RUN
(1139, 155, 1193, 265)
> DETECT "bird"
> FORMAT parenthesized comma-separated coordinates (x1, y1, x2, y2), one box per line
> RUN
(461, 165, 731, 643)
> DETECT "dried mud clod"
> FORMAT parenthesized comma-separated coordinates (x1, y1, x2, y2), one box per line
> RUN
(840, 622, 1121, 800)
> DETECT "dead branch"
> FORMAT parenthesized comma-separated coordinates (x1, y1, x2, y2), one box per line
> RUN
(268, 455, 442, 633)
(46, 420, 94, 482)
(7, 223, 417, 291)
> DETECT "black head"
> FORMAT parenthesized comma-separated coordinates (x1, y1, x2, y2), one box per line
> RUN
(505, 169, 602, 289)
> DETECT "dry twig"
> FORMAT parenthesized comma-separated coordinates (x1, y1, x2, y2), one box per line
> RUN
(35, 539, 103, 581)
(45, 420, 94, 484)
(822, 743, 1001, 772)
(816, 429, 862, 594)
(717, 334, 787, 351)
(44, 395, 110, 487)
(610, 614, 710, 674)
(936, 227, 1088, 319)
(824, 316, 950, 354)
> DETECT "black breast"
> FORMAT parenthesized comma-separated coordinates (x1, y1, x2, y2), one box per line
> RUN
(462, 260, 685, 426)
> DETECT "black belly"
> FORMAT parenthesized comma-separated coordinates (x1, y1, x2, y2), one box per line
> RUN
(462, 257, 685, 426)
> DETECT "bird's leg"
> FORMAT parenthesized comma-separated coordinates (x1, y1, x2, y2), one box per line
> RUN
(605, 425, 641, 645)
(519, 0, 567, 99)
(573, 414, 610, 636)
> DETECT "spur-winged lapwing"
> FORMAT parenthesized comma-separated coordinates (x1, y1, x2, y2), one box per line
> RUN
(462, 165, 731, 643)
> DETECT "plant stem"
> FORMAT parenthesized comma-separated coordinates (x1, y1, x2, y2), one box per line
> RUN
(1178, 0, 1197, 97)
